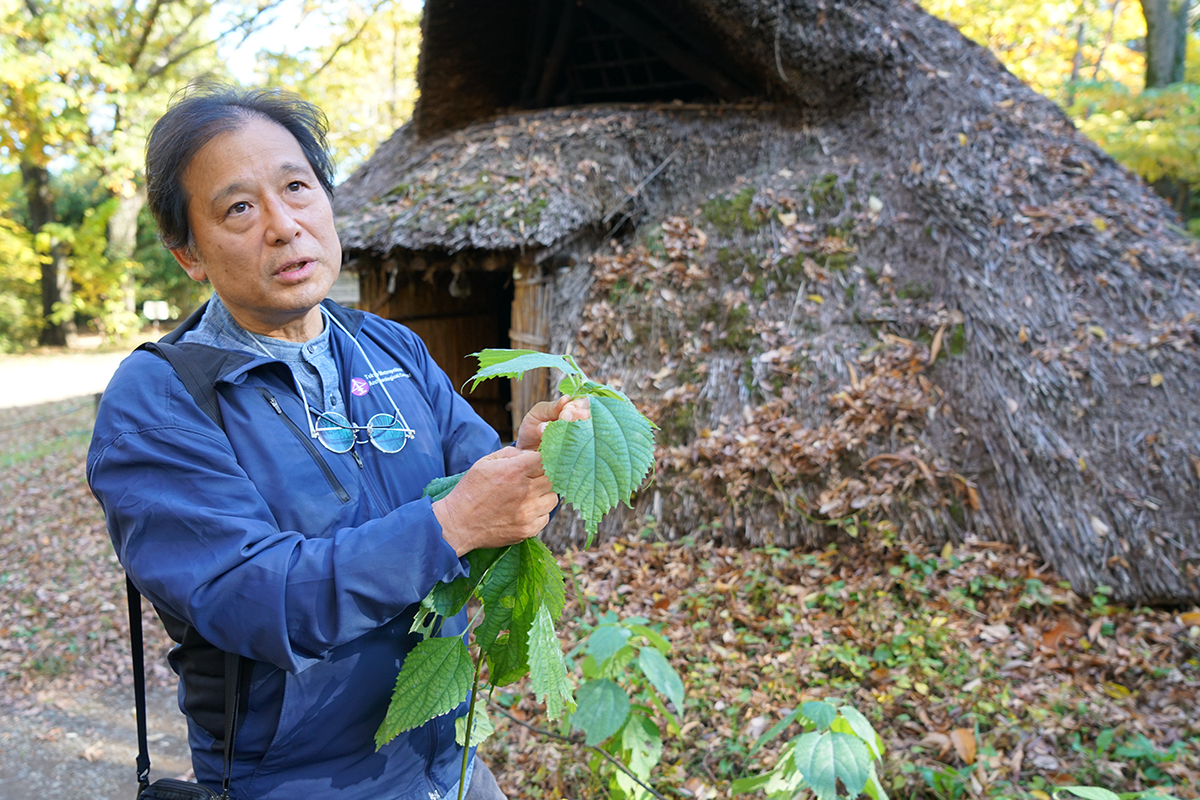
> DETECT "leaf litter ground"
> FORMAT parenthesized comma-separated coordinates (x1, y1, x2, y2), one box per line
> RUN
(2, 399, 1197, 798)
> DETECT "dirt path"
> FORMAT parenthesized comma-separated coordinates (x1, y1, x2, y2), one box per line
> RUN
(0, 346, 193, 798)
(0, 686, 191, 800)
(0, 348, 131, 410)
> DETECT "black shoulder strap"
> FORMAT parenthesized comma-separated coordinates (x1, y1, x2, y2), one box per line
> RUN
(128, 328, 251, 796)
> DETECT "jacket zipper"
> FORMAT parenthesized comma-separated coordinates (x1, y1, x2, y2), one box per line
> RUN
(349, 450, 390, 516)
(257, 387, 351, 503)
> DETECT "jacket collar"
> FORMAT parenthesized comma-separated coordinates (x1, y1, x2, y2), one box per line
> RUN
(155, 298, 368, 385)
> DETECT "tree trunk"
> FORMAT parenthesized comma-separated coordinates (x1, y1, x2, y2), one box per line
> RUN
(106, 186, 148, 317)
(20, 160, 76, 347)
(1141, 0, 1192, 87)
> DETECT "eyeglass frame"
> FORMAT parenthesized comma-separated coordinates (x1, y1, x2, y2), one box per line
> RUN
(249, 305, 417, 455)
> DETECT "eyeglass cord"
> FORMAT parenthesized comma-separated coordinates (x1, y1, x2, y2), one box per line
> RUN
(245, 306, 415, 445)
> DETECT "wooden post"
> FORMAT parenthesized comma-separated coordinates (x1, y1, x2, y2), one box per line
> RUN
(509, 264, 554, 434)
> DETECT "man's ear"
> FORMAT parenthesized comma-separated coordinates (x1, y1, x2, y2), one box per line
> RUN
(170, 247, 208, 283)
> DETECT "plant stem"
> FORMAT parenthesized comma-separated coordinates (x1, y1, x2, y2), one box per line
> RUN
(457, 649, 484, 800)
(487, 702, 670, 800)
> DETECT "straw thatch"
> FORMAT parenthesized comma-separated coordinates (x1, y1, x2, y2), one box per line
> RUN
(334, 0, 1200, 605)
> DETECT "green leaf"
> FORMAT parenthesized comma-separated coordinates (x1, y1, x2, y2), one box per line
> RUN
(540, 394, 656, 546)
(428, 546, 506, 619)
(422, 471, 464, 502)
(730, 773, 773, 795)
(572, 678, 630, 746)
(628, 623, 671, 653)
(376, 637, 473, 749)
(801, 700, 838, 730)
(616, 715, 663, 799)
(749, 707, 803, 756)
(478, 539, 565, 686)
(1055, 789, 1122, 800)
(834, 705, 884, 760)
(585, 624, 632, 666)
(636, 647, 685, 713)
(792, 731, 872, 800)
(528, 602, 576, 720)
(863, 764, 890, 800)
(623, 715, 663, 780)
(454, 702, 494, 748)
(468, 350, 582, 392)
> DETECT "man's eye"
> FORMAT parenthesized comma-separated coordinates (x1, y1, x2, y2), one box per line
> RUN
(287, 181, 304, 192)
(228, 202, 249, 215)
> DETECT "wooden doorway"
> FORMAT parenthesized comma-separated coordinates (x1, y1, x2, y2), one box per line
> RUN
(361, 259, 555, 443)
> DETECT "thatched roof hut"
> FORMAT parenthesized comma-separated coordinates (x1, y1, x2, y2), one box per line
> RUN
(333, 0, 1200, 605)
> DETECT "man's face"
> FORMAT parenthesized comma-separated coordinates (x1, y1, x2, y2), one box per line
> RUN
(171, 115, 340, 341)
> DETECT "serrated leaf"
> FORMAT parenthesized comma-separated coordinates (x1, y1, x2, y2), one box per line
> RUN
(454, 702, 494, 748)
(792, 731, 872, 800)
(468, 350, 582, 391)
(376, 637, 473, 748)
(478, 539, 565, 686)
(636, 647, 685, 712)
(572, 678, 630, 746)
(585, 624, 632, 666)
(529, 603, 576, 720)
(801, 700, 838, 730)
(834, 705, 884, 760)
(1055, 789, 1122, 800)
(540, 394, 655, 546)
(423, 471, 464, 502)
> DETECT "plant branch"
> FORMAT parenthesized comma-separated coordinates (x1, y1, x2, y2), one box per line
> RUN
(487, 702, 670, 800)
(458, 653, 484, 800)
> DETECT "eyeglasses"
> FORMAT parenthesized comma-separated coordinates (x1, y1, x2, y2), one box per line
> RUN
(310, 409, 415, 453)
(249, 305, 417, 455)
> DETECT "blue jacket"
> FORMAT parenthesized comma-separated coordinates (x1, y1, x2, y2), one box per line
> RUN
(87, 301, 500, 800)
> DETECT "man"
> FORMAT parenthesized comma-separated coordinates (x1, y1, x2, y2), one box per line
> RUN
(87, 84, 586, 800)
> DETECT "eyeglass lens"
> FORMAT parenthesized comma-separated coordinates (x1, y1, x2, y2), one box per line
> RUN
(313, 411, 410, 454)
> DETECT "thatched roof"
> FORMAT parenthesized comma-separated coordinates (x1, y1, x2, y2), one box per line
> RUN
(334, 0, 1200, 605)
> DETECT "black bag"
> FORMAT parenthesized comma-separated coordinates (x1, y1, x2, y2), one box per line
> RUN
(135, 777, 222, 799)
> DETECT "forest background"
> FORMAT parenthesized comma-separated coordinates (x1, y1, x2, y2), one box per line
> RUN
(0, 0, 1199, 352)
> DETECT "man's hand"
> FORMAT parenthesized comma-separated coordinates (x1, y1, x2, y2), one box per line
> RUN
(515, 395, 591, 452)
(432, 447, 559, 556)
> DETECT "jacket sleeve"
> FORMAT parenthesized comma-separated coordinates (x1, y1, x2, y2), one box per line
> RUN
(86, 353, 471, 675)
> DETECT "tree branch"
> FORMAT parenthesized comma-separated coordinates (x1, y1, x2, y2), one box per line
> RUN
(487, 702, 670, 800)
(138, 0, 289, 89)
(303, 0, 393, 82)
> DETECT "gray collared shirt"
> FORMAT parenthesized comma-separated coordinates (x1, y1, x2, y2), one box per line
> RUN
(180, 295, 345, 415)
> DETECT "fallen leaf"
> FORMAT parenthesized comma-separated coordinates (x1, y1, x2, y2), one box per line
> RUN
(1150, 373, 1163, 387)
(1181, 611, 1200, 626)
(81, 742, 104, 762)
(950, 728, 977, 764)
(1101, 681, 1132, 699)
(929, 324, 947, 365)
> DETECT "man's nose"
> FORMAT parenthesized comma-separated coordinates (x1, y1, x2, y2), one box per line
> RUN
(263, 196, 301, 245)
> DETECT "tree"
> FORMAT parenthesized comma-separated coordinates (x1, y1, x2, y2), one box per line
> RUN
(1141, 0, 1192, 87)
(0, 0, 286, 346)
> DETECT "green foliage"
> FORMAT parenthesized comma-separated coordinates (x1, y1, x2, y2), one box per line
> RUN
(568, 613, 684, 800)
(1070, 82, 1200, 185)
(732, 699, 887, 800)
(377, 351, 657, 797)
(468, 348, 656, 545)
(376, 636, 475, 749)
